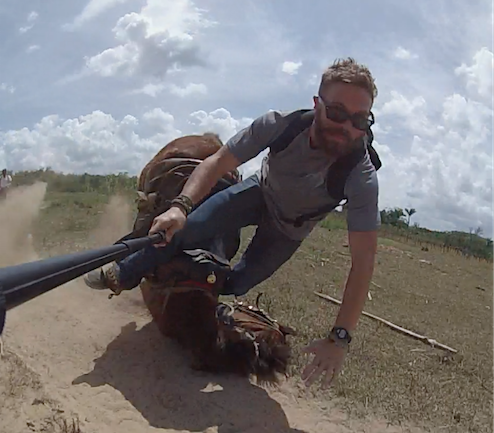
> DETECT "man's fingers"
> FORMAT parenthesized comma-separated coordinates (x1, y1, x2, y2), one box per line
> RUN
(321, 367, 336, 389)
(321, 358, 343, 389)
(149, 217, 173, 246)
(304, 361, 327, 387)
(301, 359, 318, 381)
(165, 227, 176, 243)
(149, 217, 161, 234)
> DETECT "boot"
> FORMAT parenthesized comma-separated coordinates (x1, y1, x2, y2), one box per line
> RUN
(83, 263, 125, 295)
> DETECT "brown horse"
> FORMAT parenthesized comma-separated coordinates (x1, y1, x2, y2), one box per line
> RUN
(130, 133, 240, 241)
(124, 131, 296, 384)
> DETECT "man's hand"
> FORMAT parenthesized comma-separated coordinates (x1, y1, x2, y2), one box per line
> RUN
(147, 145, 241, 248)
(149, 206, 187, 246)
(301, 338, 347, 388)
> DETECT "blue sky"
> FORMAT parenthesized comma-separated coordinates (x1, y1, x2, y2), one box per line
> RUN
(0, 0, 492, 237)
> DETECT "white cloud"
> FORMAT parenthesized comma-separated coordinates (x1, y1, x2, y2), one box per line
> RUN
(85, 0, 212, 79)
(0, 107, 252, 177)
(455, 47, 493, 100)
(306, 73, 318, 87)
(169, 82, 207, 97)
(393, 46, 418, 60)
(132, 82, 207, 98)
(281, 61, 302, 75)
(0, 110, 180, 175)
(376, 91, 438, 137)
(0, 83, 15, 94)
(19, 10, 38, 33)
(186, 108, 263, 178)
(441, 93, 492, 151)
(376, 131, 492, 235)
(27, 11, 38, 22)
(374, 48, 493, 237)
(188, 108, 253, 143)
(26, 45, 40, 53)
(64, 0, 131, 30)
(133, 83, 166, 97)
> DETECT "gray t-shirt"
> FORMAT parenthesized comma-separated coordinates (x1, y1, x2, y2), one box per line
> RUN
(226, 109, 380, 241)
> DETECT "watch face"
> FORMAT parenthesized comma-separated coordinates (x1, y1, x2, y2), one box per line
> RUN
(336, 328, 347, 339)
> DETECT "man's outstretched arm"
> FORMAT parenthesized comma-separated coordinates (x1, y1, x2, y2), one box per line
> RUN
(333, 229, 377, 332)
(333, 162, 380, 332)
(301, 162, 380, 389)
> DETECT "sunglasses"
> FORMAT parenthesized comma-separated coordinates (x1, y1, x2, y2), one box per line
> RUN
(317, 96, 374, 131)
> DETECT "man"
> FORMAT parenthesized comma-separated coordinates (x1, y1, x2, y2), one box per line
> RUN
(0, 169, 13, 200)
(85, 57, 380, 389)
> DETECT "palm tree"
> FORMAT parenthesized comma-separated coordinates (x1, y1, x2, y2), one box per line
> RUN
(404, 208, 416, 226)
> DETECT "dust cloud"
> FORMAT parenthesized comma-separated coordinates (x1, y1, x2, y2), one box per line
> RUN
(87, 194, 134, 247)
(0, 182, 47, 267)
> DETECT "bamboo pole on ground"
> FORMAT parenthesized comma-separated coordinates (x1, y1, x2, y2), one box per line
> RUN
(314, 292, 458, 354)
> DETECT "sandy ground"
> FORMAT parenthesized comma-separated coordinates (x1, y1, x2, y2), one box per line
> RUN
(0, 185, 426, 433)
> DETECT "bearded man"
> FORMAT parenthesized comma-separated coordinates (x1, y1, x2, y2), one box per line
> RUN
(84, 57, 381, 389)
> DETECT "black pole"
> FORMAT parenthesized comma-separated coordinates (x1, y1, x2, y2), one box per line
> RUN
(0, 231, 165, 312)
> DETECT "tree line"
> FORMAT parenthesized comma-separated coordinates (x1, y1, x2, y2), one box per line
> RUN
(378, 207, 492, 261)
(10, 168, 493, 261)
(11, 168, 137, 195)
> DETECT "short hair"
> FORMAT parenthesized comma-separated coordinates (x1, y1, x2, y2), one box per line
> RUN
(318, 57, 378, 101)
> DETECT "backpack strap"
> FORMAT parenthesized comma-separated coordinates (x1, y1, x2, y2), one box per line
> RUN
(288, 144, 367, 228)
(325, 141, 367, 202)
(269, 109, 315, 155)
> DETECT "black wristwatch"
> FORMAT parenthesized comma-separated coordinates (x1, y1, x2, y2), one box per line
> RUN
(328, 326, 352, 348)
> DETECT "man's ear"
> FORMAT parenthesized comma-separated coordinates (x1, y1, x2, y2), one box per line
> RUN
(312, 95, 318, 108)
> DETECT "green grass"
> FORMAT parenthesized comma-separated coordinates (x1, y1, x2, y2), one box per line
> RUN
(31, 191, 136, 255)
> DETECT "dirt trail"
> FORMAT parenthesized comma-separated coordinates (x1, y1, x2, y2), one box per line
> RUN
(0, 185, 424, 433)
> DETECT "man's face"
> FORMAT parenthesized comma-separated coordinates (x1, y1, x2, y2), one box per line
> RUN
(311, 82, 373, 158)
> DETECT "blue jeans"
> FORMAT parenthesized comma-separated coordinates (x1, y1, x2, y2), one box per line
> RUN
(116, 175, 302, 296)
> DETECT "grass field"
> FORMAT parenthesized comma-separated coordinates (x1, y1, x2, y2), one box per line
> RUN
(21, 190, 494, 432)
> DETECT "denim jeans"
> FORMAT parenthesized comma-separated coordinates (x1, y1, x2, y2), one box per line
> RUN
(116, 175, 302, 296)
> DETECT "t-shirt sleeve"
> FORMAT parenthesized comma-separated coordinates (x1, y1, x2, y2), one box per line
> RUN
(344, 162, 380, 232)
(225, 110, 287, 164)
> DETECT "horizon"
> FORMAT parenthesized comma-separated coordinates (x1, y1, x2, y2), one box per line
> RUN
(9, 167, 493, 241)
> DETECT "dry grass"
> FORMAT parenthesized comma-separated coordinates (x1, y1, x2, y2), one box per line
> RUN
(239, 224, 493, 433)
(26, 192, 494, 433)
(0, 350, 82, 433)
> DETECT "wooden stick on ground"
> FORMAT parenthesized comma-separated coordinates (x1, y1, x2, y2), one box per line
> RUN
(314, 292, 458, 354)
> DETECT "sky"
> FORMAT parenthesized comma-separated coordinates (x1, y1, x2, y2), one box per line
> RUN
(0, 0, 493, 237)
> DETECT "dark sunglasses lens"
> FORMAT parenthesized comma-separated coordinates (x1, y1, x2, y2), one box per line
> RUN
(352, 115, 370, 130)
(325, 106, 348, 123)
(324, 103, 374, 130)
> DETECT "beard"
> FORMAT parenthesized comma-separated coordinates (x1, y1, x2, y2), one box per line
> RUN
(312, 116, 361, 159)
